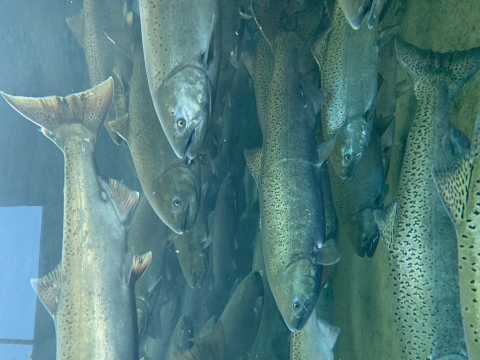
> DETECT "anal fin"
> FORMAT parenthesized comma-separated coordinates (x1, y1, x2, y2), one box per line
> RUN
(108, 113, 129, 144)
(98, 176, 139, 223)
(31, 264, 61, 320)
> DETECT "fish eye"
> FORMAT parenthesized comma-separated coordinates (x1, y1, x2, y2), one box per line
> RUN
(362, 236, 368, 244)
(343, 153, 351, 162)
(173, 199, 182, 207)
(293, 301, 301, 310)
(177, 118, 186, 128)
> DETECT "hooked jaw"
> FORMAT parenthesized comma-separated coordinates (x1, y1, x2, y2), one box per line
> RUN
(155, 65, 211, 160)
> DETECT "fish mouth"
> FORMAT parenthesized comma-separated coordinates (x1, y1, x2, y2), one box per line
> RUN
(182, 202, 191, 233)
(184, 124, 198, 160)
(295, 303, 313, 331)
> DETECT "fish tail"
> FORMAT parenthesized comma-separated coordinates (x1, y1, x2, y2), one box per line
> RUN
(396, 37, 480, 98)
(1, 77, 114, 145)
(252, 0, 324, 57)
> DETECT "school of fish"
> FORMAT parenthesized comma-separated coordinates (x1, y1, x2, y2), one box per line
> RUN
(3, 0, 480, 359)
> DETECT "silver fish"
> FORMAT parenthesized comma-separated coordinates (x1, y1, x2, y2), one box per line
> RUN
(138, 0, 221, 159)
(245, 0, 336, 331)
(3, 79, 151, 360)
(311, 2, 379, 179)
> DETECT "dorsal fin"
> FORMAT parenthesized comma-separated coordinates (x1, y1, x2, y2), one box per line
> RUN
(103, 26, 138, 61)
(98, 176, 139, 222)
(373, 201, 398, 249)
(66, 9, 85, 48)
(31, 264, 61, 320)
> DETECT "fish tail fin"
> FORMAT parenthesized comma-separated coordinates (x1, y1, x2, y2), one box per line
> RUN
(252, 0, 324, 57)
(396, 37, 480, 98)
(1, 78, 114, 146)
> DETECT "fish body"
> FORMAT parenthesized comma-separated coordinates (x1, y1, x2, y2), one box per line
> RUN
(374, 38, 480, 359)
(245, 0, 327, 332)
(250, 229, 291, 360)
(338, 0, 387, 29)
(329, 131, 385, 258)
(433, 115, 480, 359)
(171, 200, 209, 288)
(211, 173, 238, 294)
(104, 27, 202, 234)
(290, 312, 339, 360)
(66, 0, 131, 143)
(138, 0, 221, 159)
(4, 79, 149, 360)
(312, 3, 378, 179)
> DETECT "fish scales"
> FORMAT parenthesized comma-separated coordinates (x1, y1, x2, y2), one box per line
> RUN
(376, 38, 480, 359)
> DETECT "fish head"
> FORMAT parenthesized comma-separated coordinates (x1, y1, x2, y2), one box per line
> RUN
(348, 208, 379, 258)
(155, 65, 211, 160)
(156, 166, 200, 234)
(330, 118, 370, 179)
(275, 258, 320, 332)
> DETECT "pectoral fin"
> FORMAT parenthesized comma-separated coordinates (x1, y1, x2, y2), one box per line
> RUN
(316, 239, 341, 265)
(373, 201, 397, 249)
(244, 148, 263, 185)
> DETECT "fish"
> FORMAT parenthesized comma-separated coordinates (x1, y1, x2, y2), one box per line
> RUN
(244, 0, 338, 331)
(166, 315, 194, 360)
(249, 229, 291, 360)
(173, 317, 226, 360)
(170, 197, 209, 288)
(374, 38, 480, 359)
(3, 78, 151, 360)
(66, 0, 131, 144)
(290, 311, 340, 360)
(103, 26, 202, 234)
(338, 0, 388, 30)
(138, 0, 221, 160)
(311, 2, 379, 180)
(211, 173, 238, 296)
(432, 113, 480, 359)
(126, 193, 170, 339)
(328, 130, 387, 258)
(217, 271, 264, 360)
